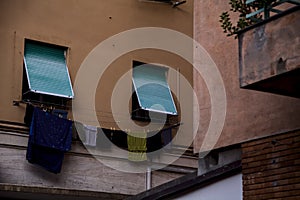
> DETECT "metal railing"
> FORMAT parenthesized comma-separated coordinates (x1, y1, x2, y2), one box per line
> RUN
(246, 0, 300, 20)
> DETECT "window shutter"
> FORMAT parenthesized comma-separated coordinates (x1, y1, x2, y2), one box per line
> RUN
(24, 41, 74, 98)
(132, 63, 177, 115)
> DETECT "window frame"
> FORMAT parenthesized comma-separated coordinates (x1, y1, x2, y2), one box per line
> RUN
(22, 39, 73, 107)
(131, 60, 178, 123)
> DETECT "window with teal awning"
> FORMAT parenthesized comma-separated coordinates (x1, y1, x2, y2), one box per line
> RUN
(23, 41, 74, 99)
(132, 62, 177, 115)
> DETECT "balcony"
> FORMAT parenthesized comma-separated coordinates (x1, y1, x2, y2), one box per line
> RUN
(238, 3, 300, 98)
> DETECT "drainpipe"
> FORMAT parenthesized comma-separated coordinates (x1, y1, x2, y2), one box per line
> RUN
(146, 166, 151, 190)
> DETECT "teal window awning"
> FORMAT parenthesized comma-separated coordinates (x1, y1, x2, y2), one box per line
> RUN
(132, 63, 177, 115)
(24, 41, 74, 98)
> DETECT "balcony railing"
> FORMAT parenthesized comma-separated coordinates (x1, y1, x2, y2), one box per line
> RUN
(238, 5, 300, 98)
(246, 0, 300, 20)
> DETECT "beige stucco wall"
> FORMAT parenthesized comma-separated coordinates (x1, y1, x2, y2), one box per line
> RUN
(0, 0, 195, 195)
(193, 0, 300, 152)
(0, 0, 194, 147)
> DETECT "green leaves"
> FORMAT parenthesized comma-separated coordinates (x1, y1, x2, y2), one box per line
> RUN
(219, 0, 278, 38)
(220, 12, 234, 36)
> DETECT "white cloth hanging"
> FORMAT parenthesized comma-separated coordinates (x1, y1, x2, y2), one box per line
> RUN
(83, 124, 97, 147)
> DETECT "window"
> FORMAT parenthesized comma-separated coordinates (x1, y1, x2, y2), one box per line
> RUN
(141, 0, 187, 7)
(22, 40, 74, 106)
(131, 61, 177, 122)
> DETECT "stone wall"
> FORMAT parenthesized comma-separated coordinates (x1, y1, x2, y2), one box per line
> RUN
(193, 0, 300, 152)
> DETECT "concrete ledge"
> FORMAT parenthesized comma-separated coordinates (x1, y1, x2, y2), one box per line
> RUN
(0, 183, 130, 200)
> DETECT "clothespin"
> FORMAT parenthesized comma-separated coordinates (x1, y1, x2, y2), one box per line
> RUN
(42, 104, 47, 112)
(110, 127, 113, 137)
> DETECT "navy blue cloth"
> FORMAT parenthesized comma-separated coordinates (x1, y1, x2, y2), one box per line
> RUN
(147, 132, 162, 153)
(26, 143, 65, 173)
(52, 109, 68, 119)
(24, 104, 34, 127)
(31, 108, 72, 151)
(26, 107, 72, 173)
(111, 130, 128, 149)
(161, 128, 172, 149)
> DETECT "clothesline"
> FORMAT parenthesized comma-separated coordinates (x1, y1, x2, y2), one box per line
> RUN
(26, 107, 176, 173)
(15, 99, 179, 122)
(77, 122, 182, 134)
(20, 100, 182, 133)
(80, 120, 174, 162)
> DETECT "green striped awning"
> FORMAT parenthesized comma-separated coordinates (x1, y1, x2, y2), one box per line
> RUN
(132, 63, 177, 115)
(24, 41, 74, 98)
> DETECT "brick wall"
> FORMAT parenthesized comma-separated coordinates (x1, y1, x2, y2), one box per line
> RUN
(242, 130, 300, 200)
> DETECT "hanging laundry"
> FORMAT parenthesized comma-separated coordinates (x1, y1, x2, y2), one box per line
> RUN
(74, 121, 85, 142)
(71, 122, 79, 140)
(161, 127, 173, 150)
(26, 142, 65, 173)
(111, 130, 128, 149)
(24, 103, 34, 127)
(52, 109, 68, 119)
(127, 132, 147, 162)
(147, 131, 162, 153)
(83, 124, 97, 147)
(96, 128, 112, 150)
(26, 107, 72, 173)
(147, 131, 162, 159)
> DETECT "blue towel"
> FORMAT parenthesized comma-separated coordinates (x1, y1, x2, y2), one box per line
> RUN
(26, 143, 65, 173)
(26, 107, 72, 173)
(31, 108, 72, 151)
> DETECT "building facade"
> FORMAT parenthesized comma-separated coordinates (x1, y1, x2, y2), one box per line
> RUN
(0, 0, 196, 199)
(1, 0, 299, 199)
